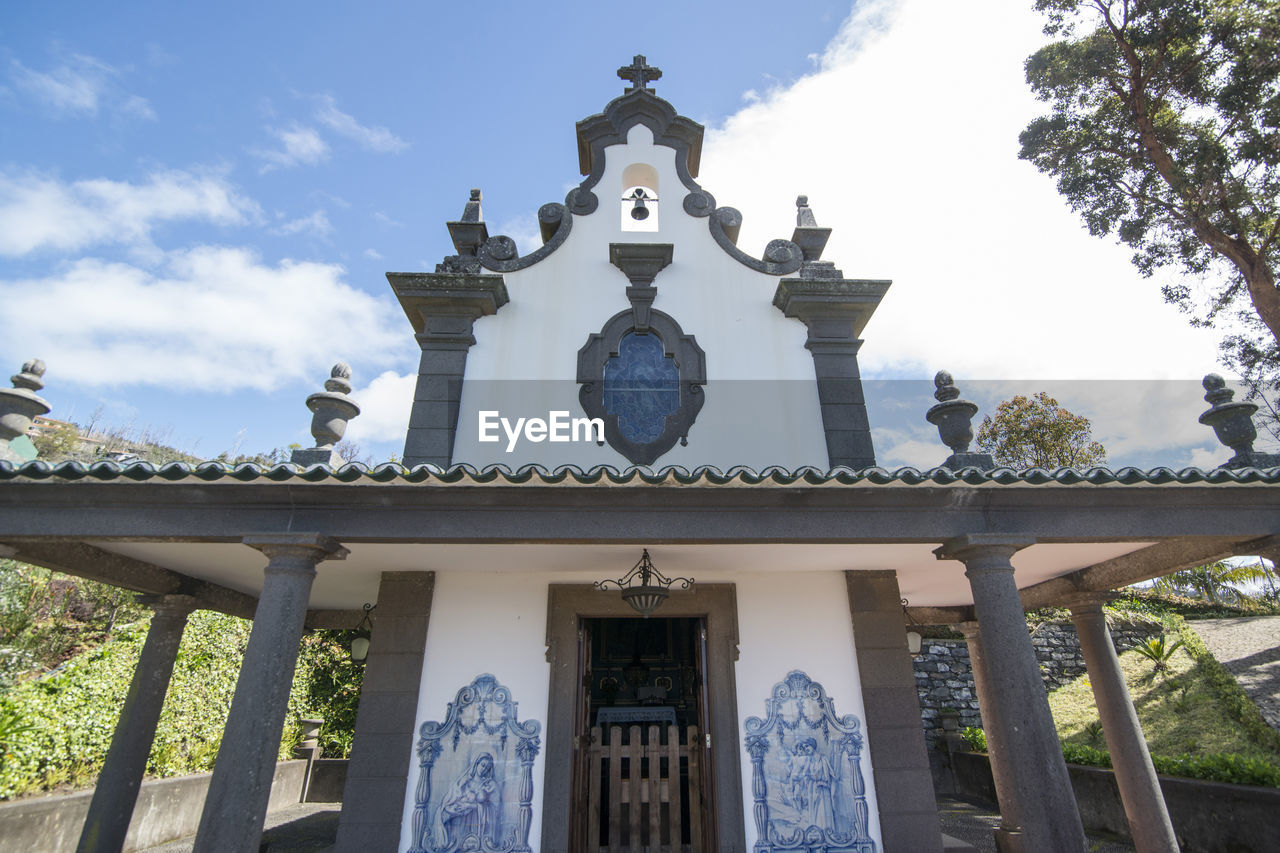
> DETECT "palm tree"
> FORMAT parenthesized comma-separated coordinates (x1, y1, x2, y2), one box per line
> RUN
(1149, 560, 1272, 605)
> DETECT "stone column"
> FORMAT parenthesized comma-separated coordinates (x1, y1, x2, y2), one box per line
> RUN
(389, 274, 508, 468)
(936, 536, 1086, 853)
(76, 594, 196, 853)
(845, 570, 944, 853)
(955, 620, 1024, 852)
(193, 534, 346, 853)
(774, 279, 888, 468)
(1066, 596, 1178, 853)
(334, 572, 436, 853)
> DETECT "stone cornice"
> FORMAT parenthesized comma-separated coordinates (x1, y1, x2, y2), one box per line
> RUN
(387, 272, 508, 335)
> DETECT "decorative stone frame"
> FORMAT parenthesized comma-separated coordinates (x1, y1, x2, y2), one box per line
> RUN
(577, 307, 706, 467)
(542, 583, 745, 853)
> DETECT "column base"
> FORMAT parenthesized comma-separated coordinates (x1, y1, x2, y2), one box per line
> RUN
(994, 828, 1028, 853)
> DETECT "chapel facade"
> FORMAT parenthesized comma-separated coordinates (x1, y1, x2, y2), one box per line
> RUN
(2, 55, 1276, 853)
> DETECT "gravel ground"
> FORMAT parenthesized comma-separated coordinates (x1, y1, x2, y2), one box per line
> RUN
(1187, 615, 1280, 733)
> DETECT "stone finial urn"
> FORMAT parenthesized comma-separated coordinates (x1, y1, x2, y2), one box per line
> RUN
(1198, 373, 1280, 469)
(291, 363, 361, 467)
(0, 359, 51, 463)
(925, 371, 995, 470)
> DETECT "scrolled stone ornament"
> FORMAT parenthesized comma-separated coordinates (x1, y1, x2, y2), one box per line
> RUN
(478, 234, 518, 264)
(763, 238, 803, 267)
(682, 189, 716, 218)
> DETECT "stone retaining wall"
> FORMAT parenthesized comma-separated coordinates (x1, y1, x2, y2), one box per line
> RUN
(0, 759, 307, 853)
(913, 619, 1159, 745)
(948, 750, 1279, 853)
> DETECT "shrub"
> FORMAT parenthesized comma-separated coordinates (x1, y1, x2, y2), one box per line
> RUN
(1131, 635, 1185, 675)
(960, 726, 987, 752)
(0, 610, 363, 800)
(1171, 615, 1280, 756)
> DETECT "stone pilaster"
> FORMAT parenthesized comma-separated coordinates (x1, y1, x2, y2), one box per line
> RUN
(775, 280, 888, 468)
(936, 536, 1086, 853)
(845, 570, 944, 853)
(955, 620, 1025, 852)
(1066, 595, 1178, 853)
(334, 572, 436, 853)
(390, 273, 508, 468)
(76, 594, 196, 853)
(193, 534, 347, 853)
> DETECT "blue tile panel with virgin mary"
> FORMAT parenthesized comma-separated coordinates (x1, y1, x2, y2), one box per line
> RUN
(743, 670, 876, 853)
(407, 674, 542, 853)
(602, 330, 680, 443)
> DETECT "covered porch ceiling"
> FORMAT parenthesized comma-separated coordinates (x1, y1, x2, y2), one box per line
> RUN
(2, 463, 1277, 623)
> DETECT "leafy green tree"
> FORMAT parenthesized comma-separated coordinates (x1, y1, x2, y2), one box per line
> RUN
(976, 392, 1107, 468)
(1150, 559, 1273, 604)
(31, 422, 80, 460)
(1019, 1, 1280, 404)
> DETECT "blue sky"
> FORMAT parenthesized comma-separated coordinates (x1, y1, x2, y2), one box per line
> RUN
(0, 1, 1245, 468)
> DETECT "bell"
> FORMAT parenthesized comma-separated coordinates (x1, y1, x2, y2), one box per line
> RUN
(628, 188, 650, 220)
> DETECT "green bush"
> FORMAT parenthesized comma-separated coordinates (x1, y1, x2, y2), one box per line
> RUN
(1170, 615, 1280, 756)
(1059, 741, 1280, 788)
(960, 726, 987, 752)
(0, 611, 363, 800)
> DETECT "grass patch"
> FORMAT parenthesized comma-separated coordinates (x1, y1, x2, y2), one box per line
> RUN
(1048, 641, 1280, 762)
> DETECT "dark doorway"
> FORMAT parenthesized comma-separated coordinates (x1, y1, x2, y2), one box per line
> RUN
(575, 617, 711, 852)
(542, 583, 744, 853)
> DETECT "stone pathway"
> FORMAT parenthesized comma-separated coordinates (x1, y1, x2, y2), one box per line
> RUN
(136, 802, 340, 853)
(1188, 616, 1280, 733)
(936, 796, 1135, 853)
(137, 797, 1136, 853)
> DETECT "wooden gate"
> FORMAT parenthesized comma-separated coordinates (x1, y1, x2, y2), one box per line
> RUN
(584, 723, 703, 852)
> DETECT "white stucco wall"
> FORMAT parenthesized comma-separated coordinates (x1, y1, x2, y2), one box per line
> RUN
(397, 569, 882, 852)
(451, 124, 830, 472)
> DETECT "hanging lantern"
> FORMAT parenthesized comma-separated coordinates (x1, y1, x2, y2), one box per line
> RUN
(595, 549, 692, 618)
(350, 603, 375, 664)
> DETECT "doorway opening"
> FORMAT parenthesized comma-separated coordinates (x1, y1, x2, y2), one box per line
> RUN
(576, 616, 711, 852)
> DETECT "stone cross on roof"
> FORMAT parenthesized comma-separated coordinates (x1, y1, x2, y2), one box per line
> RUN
(618, 55, 662, 92)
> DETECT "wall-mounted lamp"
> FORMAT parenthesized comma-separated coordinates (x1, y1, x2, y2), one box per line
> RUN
(595, 549, 692, 618)
(350, 603, 375, 664)
(902, 597, 923, 656)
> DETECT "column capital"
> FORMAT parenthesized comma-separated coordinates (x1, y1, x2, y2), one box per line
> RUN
(1059, 591, 1112, 616)
(934, 534, 1034, 567)
(243, 533, 348, 565)
(135, 593, 198, 618)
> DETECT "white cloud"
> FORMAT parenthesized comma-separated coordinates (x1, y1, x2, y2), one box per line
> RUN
(373, 211, 403, 227)
(0, 169, 258, 257)
(9, 55, 154, 120)
(254, 124, 329, 172)
(363, 248, 383, 260)
(272, 209, 332, 237)
(344, 370, 416, 445)
(0, 247, 404, 391)
(313, 95, 408, 153)
(700, 0, 1224, 383)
